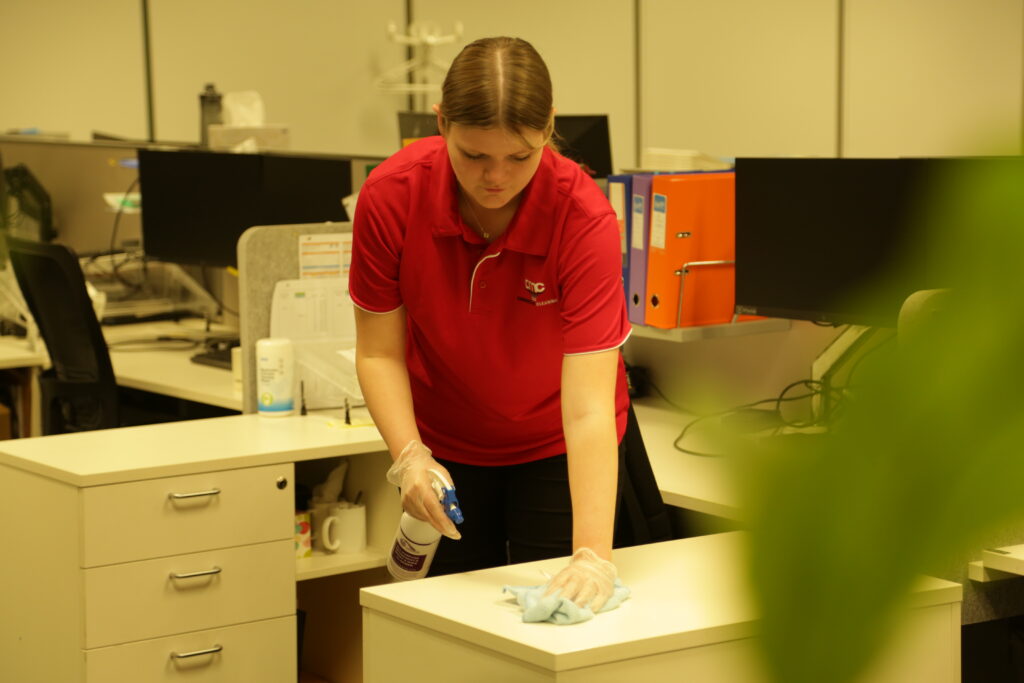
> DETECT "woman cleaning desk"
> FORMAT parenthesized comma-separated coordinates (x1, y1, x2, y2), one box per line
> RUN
(350, 36, 665, 613)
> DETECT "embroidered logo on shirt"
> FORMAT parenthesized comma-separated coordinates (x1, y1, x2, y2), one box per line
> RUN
(518, 279, 559, 306)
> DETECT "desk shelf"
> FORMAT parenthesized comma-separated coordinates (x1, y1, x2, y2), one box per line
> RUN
(630, 318, 791, 343)
(967, 544, 1024, 583)
(297, 547, 388, 581)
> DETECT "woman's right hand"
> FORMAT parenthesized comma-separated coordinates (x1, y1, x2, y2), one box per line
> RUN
(386, 440, 461, 539)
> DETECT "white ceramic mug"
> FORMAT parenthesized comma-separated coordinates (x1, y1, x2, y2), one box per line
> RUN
(312, 501, 367, 553)
(310, 501, 337, 553)
(321, 504, 367, 554)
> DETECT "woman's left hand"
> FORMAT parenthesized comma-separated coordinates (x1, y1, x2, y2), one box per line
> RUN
(543, 547, 617, 612)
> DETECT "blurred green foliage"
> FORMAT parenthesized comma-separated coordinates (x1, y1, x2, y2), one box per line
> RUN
(736, 156, 1024, 683)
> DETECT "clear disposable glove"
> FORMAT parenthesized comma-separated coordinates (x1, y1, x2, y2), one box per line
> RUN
(386, 440, 461, 540)
(543, 547, 617, 612)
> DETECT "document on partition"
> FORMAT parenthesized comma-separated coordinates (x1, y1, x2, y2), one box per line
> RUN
(298, 233, 352, 280)
(270, 278, 354, 340)
(270, 277, 361, 409)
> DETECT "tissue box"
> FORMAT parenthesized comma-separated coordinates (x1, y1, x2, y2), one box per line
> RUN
(208, 124, 290, 152)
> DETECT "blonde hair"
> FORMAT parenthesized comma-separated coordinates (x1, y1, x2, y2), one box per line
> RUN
(439, 37, 556, 150)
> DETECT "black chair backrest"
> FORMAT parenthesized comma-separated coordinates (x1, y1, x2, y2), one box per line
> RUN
(6, 236, 119, 433)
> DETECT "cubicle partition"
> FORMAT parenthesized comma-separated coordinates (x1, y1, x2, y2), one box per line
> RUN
(237, 222, 353, 415)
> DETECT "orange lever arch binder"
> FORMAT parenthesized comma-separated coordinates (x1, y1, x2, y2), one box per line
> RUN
(643, 172, 736, 329)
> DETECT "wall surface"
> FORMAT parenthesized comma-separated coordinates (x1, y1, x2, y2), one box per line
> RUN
(2, 1, 1020, 160)
(843, 0, 1023, 157)
(639, 0, 841, 160)
(0, 0, 148, 141)
(147, 0, 406, 157)
(416, 0, 637, 172)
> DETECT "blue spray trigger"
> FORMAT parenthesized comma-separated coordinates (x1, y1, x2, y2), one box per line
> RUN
(427, 469, 465, 526)
(439, 486, 464, 525)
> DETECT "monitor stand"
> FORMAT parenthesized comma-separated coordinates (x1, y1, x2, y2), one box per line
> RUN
(811, 324, 894, 426)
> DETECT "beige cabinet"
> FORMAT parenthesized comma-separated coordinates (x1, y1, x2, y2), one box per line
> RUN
(1, 461, 296, 683)
(0, 412, 398, 683)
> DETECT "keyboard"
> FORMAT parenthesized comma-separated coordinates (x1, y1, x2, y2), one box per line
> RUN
(190, 347, 233, 370)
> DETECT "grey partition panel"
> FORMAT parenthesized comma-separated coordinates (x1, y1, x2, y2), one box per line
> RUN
(237, 222, 352, 414)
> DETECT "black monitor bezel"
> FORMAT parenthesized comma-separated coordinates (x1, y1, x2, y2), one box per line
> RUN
(137, 148, 353, 268)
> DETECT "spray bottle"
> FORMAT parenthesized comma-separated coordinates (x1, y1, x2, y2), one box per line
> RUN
(386, 469, 464, 581)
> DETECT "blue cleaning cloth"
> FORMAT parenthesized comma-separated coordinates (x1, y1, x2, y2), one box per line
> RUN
(503, 580, 630, 625)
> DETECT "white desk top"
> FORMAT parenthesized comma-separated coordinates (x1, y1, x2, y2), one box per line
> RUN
(0, 335, 47, 370)
(360, 531, 962, 672)
(634, 399, 741, 520)
(0, 412, 384, 487)
(103, 319, 242, 411)
(0, 352, 732, 522)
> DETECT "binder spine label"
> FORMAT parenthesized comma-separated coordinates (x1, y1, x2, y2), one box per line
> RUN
(631, 194, 645, 250)
(651, 193, 668, 250)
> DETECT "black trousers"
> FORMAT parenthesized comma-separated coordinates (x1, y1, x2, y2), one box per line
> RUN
(428, 416, 645, 577)
(427, 403, 673, 577)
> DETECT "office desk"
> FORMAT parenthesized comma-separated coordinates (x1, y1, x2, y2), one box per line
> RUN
(630, 401, 745, 524)
(100, 321, 734, 520)
(103, 319, 241, 411)
(633, 399, 740, 521)
(0, 335, 48, 437)
(0, 335, 47, 370)
(362, 531, 962, 683)
(0, 413, 394, 683)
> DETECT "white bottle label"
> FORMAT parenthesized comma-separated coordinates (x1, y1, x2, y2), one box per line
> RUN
(256, 338, 294, 416)
(391, 529, 429, 572)
(386, 514, 440, 581)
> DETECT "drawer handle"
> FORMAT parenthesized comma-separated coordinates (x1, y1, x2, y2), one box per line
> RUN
(170, 644, 222, 660)
(169, 566, 222, 580)
(168, 488, 221, 500)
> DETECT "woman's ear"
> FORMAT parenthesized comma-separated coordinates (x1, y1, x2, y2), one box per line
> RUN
(432, 104, 445, 137)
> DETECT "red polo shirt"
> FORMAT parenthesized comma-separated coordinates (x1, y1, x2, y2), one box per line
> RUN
(349, 136, 630, 466)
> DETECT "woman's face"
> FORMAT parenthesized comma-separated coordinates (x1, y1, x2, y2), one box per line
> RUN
(442, 123, 547, 211)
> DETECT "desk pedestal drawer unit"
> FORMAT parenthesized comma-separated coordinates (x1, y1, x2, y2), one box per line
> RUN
(361, 533, 963, 683)
(0, 459, 296, 682)
(84, 616, 296, 683)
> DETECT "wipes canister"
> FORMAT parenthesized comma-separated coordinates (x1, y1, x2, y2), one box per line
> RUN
(256, 337, 294, 416)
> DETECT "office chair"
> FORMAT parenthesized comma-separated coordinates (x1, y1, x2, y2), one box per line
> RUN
(6, 236, 119, 434)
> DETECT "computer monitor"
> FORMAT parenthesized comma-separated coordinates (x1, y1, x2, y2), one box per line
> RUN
(396, 111, 613, 178)
(734, 157, 954, 328)
(137, 149, 352, 268)
(0, 138, 142, 254)
(398, 111, 440, 147)
(553, 115, 613, 179)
